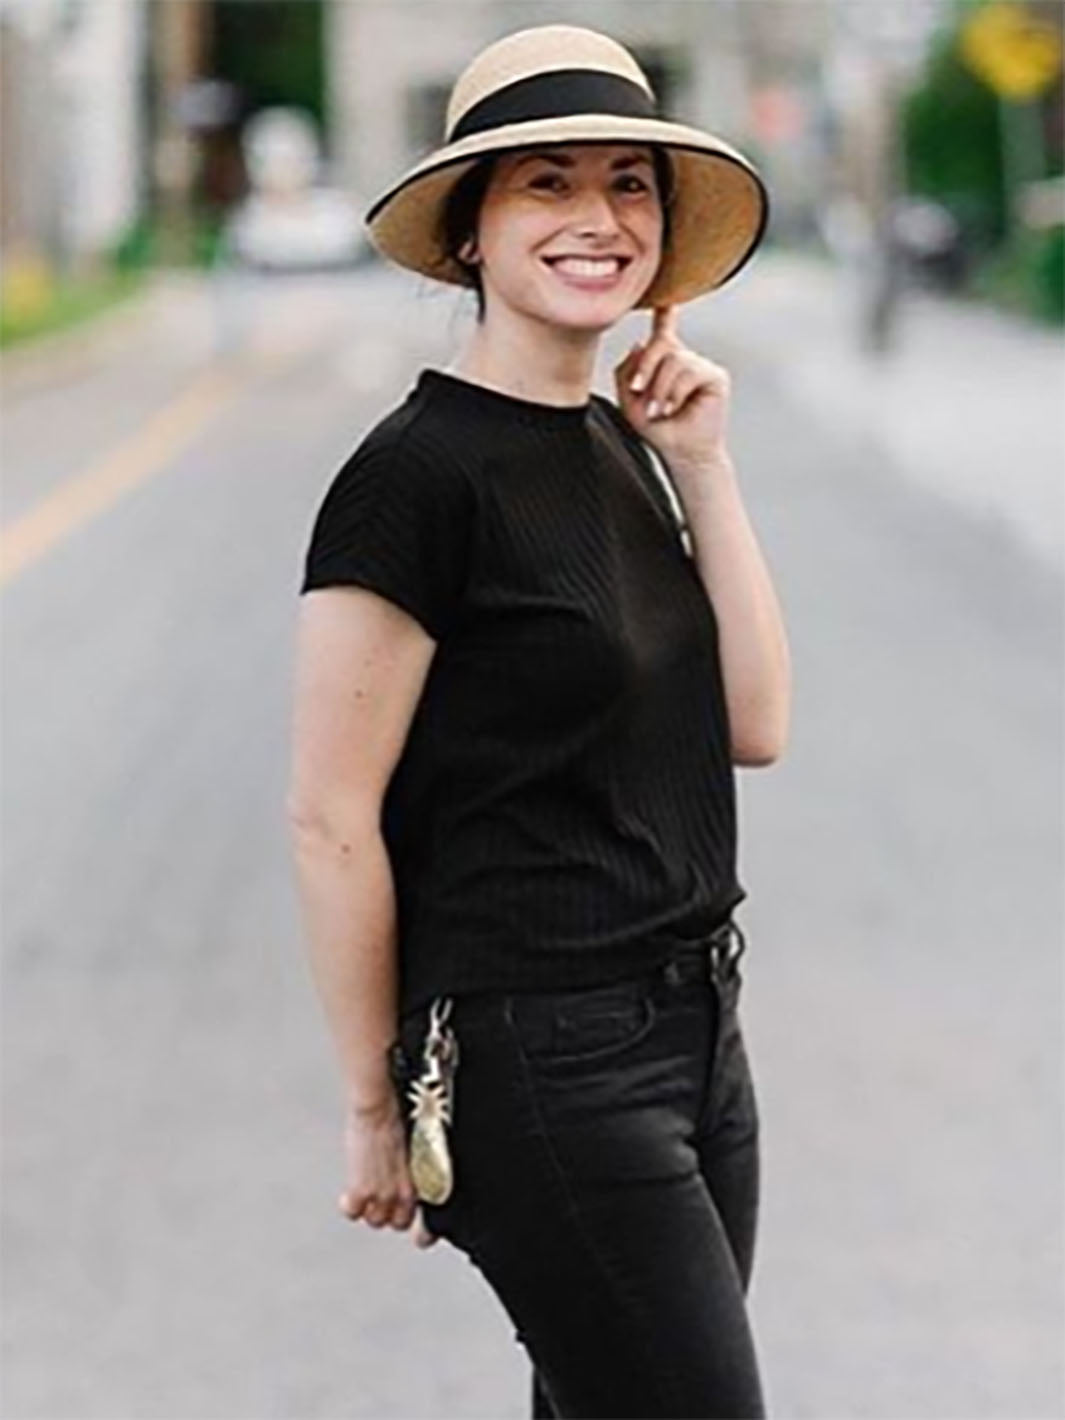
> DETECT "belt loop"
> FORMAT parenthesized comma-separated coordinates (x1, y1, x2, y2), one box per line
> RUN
(705, 918, 745, 984)
(729, 920, 748, 966)
(711, 933, 729, 983)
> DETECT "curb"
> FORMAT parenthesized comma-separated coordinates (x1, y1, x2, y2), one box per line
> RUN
(0, 270, 197, 397)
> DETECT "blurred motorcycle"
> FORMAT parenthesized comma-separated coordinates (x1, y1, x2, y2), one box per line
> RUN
(890, 197, 968, 293)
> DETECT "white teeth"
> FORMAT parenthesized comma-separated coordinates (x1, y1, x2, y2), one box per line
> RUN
(550, 257, 623, 277)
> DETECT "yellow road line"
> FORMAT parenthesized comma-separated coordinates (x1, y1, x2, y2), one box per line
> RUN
(1, 360, 252, 587)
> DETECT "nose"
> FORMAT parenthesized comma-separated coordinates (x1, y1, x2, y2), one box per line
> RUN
(568, 186, 623, 235)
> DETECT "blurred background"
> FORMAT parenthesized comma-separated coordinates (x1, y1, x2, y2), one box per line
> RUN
(2, 2, 1062, 1417)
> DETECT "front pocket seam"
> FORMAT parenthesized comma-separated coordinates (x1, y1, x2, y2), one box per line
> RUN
(522, 992, 657, 1066)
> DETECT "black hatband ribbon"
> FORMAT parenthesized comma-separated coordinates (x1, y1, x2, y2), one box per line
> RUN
(449, 69, 659, 144)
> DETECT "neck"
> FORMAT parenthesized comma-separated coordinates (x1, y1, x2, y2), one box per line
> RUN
(449, 313, 600, 408)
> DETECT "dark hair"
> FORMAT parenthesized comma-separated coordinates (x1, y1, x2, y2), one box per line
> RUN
(440, 145, 676, 323)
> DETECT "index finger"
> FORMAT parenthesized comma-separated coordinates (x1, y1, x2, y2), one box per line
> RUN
(651, 304, 679, 341)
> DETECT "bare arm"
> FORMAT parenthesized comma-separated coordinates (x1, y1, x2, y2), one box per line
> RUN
(676, 448, 791, 767)
(286, 585, 437, 1113)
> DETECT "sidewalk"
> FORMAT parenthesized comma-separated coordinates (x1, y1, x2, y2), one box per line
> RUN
(0, 263, 350, 395)
(0, 266, 355, 528)
(705, 248, 1065, 574)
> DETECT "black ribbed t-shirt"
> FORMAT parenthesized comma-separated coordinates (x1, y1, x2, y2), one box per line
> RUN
(299, 367, 745, 1019)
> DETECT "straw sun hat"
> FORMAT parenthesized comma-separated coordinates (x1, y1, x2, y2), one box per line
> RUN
(364, 23, 771, 310)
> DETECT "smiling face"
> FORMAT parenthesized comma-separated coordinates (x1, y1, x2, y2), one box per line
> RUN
(460, 142, 666, 333)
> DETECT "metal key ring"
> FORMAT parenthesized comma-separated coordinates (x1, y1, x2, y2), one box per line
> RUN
(427, 996, 454, 1033)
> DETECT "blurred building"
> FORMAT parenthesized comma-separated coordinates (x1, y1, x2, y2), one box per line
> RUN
(327, 2, 759, 218)
(325, 0, 952, 247)
(0, 0, 147, 272)
(0, 0, 962, 286)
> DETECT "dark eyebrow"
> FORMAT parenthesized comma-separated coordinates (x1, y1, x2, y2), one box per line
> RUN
(512, 150, 653, 172)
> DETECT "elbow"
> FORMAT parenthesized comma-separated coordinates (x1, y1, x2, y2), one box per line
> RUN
(728, 690, 790, 768)
(286, 792, 327, 838)
(731, 738, 784, 768)
(285, 790, 380, 845)
(730, 718, 789, 768)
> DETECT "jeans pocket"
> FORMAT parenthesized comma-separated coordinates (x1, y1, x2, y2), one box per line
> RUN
(509, 977, 657, 1067)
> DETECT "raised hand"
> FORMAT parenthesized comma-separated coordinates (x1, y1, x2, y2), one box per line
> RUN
(613, 303, 733, 477)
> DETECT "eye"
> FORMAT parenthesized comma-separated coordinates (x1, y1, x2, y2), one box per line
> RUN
(527, 172, 650, 193)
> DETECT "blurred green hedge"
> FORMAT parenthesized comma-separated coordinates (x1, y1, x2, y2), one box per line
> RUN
(901, 3, 1063, 325)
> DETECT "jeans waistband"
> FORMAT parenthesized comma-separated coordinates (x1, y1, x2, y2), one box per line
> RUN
(406, 920, 748, 1038)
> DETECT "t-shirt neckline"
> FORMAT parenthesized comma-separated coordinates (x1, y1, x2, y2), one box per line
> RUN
(417, 367, 594, 427)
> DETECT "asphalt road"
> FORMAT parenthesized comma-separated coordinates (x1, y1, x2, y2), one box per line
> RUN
(2, 261, 1062, 1419)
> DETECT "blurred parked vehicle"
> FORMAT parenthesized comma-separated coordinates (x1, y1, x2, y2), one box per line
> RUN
(225, 188, 369, 272)
(222, 106, 371, 272)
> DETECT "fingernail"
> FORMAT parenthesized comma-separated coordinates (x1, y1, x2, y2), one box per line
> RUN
(630, 373, 646, 392)
(647, 399, 660, 419)
(662, 399, 674, 416)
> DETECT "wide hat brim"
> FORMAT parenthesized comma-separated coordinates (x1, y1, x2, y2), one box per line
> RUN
(363, 112, 770, 309)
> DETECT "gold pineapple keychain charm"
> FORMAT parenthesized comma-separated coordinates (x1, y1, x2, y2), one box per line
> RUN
(406, 995, 458, 1205)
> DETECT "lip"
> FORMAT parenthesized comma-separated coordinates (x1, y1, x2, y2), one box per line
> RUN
(541, 255, 632, 291)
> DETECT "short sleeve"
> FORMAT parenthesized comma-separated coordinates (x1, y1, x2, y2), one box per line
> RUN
(299, 427, 475, 641)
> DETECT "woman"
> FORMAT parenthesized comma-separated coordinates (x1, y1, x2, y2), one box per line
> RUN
(288, 23, 790, 1420)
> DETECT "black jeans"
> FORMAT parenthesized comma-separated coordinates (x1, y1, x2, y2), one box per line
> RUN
(394, 920, 766, 1419)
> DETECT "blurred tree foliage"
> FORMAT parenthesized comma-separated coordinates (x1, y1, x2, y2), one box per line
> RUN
(901, 1, 1063, 322)
(212, 2, 325, 133)
(901, 22, 1008, 251)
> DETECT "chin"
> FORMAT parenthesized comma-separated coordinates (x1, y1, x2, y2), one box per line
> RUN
(536, 294, 633, 334)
